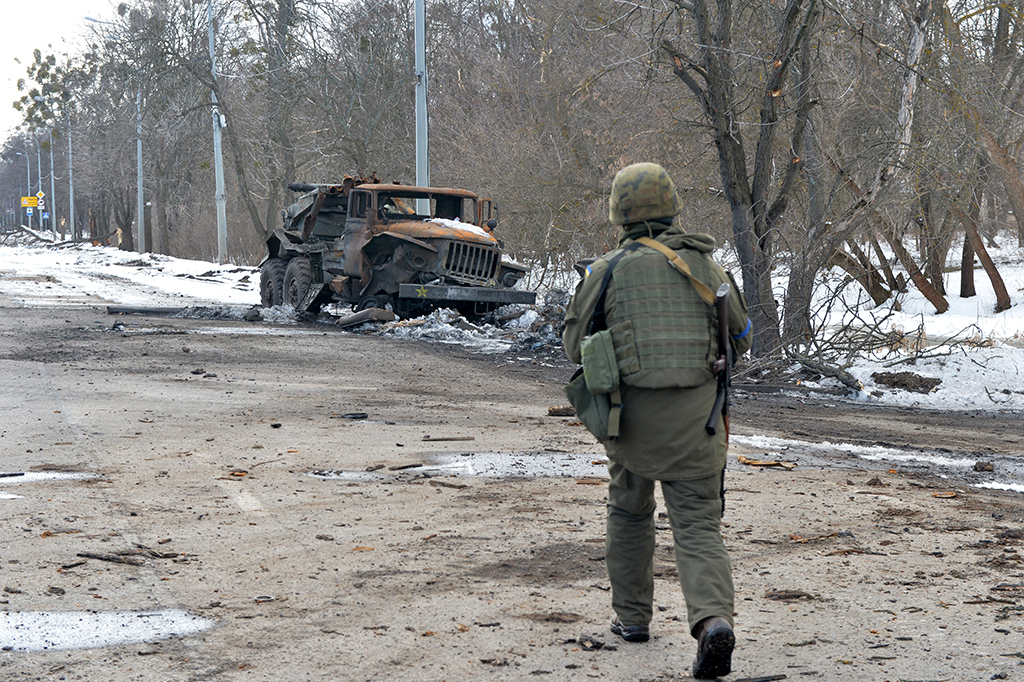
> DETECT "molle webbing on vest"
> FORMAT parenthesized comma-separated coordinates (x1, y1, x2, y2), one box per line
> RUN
(612, 266, 715, 371)
(604, 241, 722, 390)
(636, 237, 717, 304)
(608, 320, 640, 376)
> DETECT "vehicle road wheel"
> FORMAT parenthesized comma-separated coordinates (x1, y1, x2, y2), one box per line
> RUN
(355, 294, 394, 312)
(260, 258, 286, 307)
(500, 270, 522, 288)
(283, 257, 312, 308)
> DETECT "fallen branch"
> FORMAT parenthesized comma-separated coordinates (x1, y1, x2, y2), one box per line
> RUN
(76, 552, 146, 566)
(429, 479, 468, 490)
(786, 350, 864, 391)
(765, 589, 815, 601)
(789, 532, 837, 544)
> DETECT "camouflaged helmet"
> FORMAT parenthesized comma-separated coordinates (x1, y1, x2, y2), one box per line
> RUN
(608, 162, 681, 225)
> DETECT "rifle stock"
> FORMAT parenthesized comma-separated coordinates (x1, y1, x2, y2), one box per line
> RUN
(705, 283, 731, 436)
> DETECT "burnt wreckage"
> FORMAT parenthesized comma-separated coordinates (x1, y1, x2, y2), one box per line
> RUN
(260, 176, 536, 318)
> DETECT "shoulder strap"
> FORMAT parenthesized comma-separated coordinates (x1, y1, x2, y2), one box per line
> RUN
(636, 236, 717, 305)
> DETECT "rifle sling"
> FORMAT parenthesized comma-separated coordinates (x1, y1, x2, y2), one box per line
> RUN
(636, 237, 717, 305)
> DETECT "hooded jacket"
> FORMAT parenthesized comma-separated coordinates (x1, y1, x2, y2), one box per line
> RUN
(563, 222, 751, 480)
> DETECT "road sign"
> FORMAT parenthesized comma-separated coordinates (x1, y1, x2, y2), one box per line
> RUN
(26, 207, 34, 216)
(21, 197, 38, 208)
(42, 212, 50, 220)
(36, 191, 45, 199)
(37, 199, 46, 210)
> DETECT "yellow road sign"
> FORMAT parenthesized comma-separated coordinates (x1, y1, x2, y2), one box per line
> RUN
(21, 197, 38, 208)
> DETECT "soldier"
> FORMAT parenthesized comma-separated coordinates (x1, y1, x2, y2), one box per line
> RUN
(563, 162, 752, 679)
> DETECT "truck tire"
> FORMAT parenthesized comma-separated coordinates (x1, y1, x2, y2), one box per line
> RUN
(500, 270, 522, 288)
(284, 257, 312, 308)
(356, 294, 394, 312)
(260, 258, 286, 307)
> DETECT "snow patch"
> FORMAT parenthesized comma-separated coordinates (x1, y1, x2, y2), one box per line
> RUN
(0, 609, 215, 652)
(427, 217, 491, 238)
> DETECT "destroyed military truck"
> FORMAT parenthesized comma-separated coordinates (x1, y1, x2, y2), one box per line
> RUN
(260, 176, 536, 319)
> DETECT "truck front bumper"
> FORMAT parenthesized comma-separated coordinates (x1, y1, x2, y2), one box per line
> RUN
(398, 283, 536, 305)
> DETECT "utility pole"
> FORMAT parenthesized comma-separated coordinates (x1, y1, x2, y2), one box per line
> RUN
(414, 0, 429, 214)
(137, 87, 146, 253)
(35, 142, 43, 231)
(209, 0, 228, 264)
(68, 121, 76, 240)
(34, 96, 75, 240)
(48, 130, 58, 237)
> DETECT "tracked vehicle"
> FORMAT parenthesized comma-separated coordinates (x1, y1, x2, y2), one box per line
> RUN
(260, 176, 535, 318)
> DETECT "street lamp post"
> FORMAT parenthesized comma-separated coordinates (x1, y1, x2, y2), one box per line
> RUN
(48, 130, 58, 237)
(34, 95, 74, 240)
(35, 141, 43, 231)
(414, 0, 429, 214)
(136, 86, 146, 253)
(208, 0, 227, 264)
(68, 121, 76, 240)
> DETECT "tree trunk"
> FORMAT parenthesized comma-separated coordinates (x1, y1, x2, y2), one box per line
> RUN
(664, 0, 818, 356)
(959, 178, 982, 299)
(960, 232, 976, 298)
(877, 215, 949, 313)
(976, 126, 1024, 248)
(782, 248, 816, 349)
(829, 249, 892, 305)
(938, 2, 1024, 247)
(870, 235, 901, 292)
(780, 0, 933, 342)
(113, 188, 135, 253)
(945, 194, 1011, 312)
(917, 189, 947, 296)
(783, 112, 830, 347)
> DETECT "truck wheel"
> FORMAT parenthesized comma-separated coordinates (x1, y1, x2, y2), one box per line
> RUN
(500, 271, 522, 288)
(284, 257, 312, 308)
(356, 294, 393, 312)
(260, 258, 286, 307)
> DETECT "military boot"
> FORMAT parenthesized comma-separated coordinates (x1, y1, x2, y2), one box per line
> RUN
(692, 616, 734, 679)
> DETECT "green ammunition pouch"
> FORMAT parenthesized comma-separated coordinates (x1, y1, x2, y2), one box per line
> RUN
(567, 328, 622, 439)
(581, 328, 619, 394)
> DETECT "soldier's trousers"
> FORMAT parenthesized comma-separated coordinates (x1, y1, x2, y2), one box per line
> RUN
(605, 462, 734, 636)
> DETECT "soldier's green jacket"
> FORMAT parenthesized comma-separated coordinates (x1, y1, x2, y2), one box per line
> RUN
(563, 223, 752, 481)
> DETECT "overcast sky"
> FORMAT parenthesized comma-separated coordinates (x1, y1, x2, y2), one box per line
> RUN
(1, 1, 111, 140)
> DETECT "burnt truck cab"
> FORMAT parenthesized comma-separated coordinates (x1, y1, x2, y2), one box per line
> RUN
(261, 178, 535, 318)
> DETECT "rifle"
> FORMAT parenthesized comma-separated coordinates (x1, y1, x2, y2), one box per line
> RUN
(705, 283, 731, 436)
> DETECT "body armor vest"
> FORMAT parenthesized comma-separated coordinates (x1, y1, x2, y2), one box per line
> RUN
(604, 246, 721, 389)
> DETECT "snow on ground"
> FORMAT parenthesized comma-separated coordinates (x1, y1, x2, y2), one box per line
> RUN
(787, 241, 1024, 410)
(0, 610, 215, 652)
(1, 236, 1023, 412)
(730, 433, 1024, 494)
(0, 241, 259, 308)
